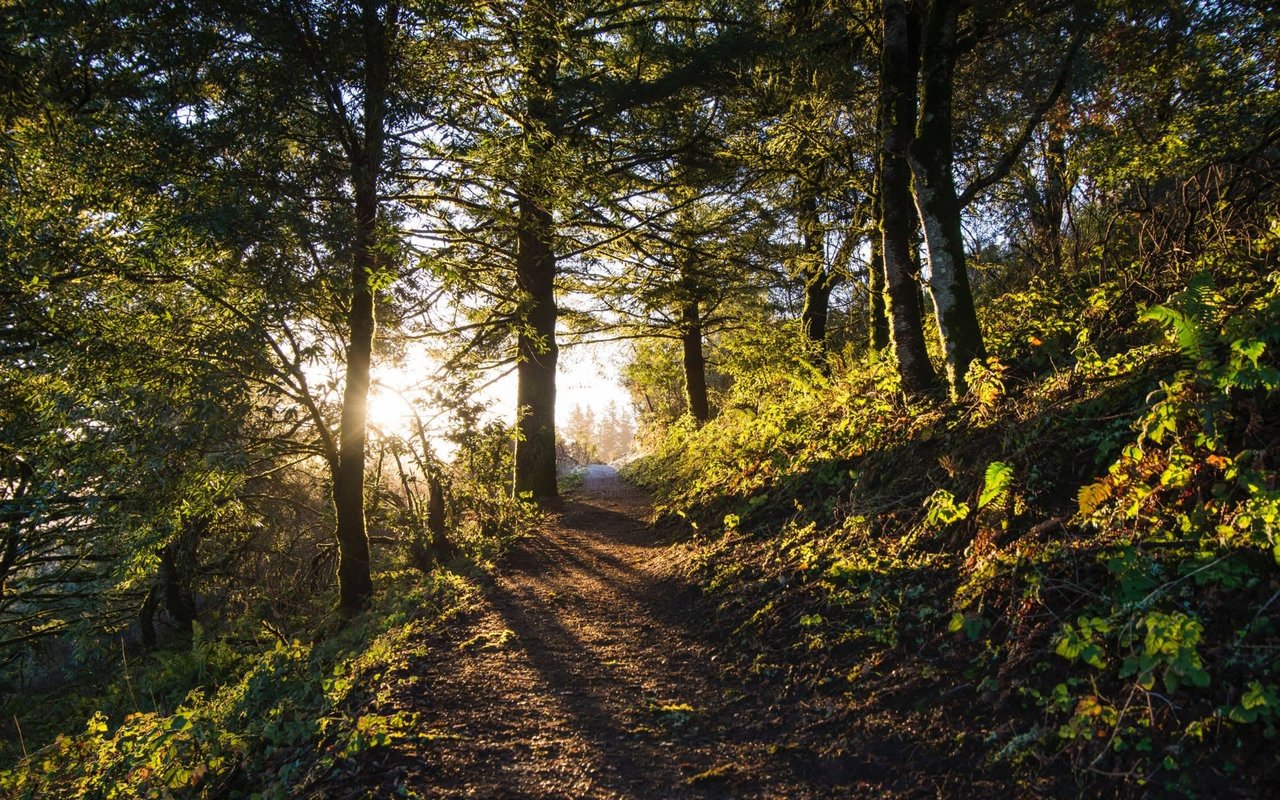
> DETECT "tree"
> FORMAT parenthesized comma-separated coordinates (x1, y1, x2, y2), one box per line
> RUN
(210, 0, 415, 611)
(604, 163, 774, 426)
(562, 404, 599, 463)
(909, 0, 986, 397)
(878, 0, 939, 394)
(412, 0, 765, 478)
(403, 0, 578, 504)
(872, 0, 1086, 396)
(914, 1, 1085, 395)
(598, 401, 634, 461)
(217, 0, 456, 610)
(329, 0, 396, 611)
(511, 0, 564, 502)
(0, 0, 284, 646)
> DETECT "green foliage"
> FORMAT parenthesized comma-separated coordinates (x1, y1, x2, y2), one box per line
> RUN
(979, 281, 1077, 367)
(978, 462, 1014, 510)
(621, 339, 691, 435)
(925, 490, 971, 527)
(0, 570, 477, 799)
(948, 612, 990, 641)
(1055, 616, 1111, 669)
(1122, 612, 1211, 693)
(965, 359, 1009, 419)
(629, 208, 1280, 792)
(1228, 681, 1280, 727)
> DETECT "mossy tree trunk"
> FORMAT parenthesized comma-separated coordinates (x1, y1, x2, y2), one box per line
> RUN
(879, 0, 938, 394)
(868, 171, 890, 352)
(1031, 118, 1070, 273)
(910, 0, 986, 398)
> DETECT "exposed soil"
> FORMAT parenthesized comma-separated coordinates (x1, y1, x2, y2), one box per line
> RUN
(314, 467, 972, 798)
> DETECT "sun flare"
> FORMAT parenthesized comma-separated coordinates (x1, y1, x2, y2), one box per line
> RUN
(365, 384, 418, 438)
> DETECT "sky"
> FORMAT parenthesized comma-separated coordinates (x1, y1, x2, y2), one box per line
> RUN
(364, 337, 634, 443)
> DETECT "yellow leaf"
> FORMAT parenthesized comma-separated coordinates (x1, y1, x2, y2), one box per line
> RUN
(1075, 695, 1104, 717)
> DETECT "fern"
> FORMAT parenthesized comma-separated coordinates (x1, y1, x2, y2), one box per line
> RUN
(1142, 273, 1222, 363)
(980, 461, 1014, 509)
(1077, 480, 1112, 516)
(1141, 305, 1208, 362)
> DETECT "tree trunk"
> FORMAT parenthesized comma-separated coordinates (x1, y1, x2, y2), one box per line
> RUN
(159, 519, 201, 641)
(798, 169, 832, 352)
(879, 0, 938, 393)
(333, 0, 387, 612)
(868, 172, 890, 352)
(801, 273, 832, 351)
(512, 0, 561, 504)
(513, 188, 559, 502)
(681, 299, 711, 424)
(910, 0, 986, 398)
(1032, 118, 1069, 272)
(139, 516, 202, 646)
(139, 586, 159, 649)
(426, 472, 458, 560)
(333, 189, 376, 612)
(0, 459, 31, 601)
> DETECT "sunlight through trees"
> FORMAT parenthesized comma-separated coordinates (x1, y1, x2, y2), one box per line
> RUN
(3, 0, 1279, 795)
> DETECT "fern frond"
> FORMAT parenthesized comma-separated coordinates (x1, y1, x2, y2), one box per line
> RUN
(980, 461, 1014, 509)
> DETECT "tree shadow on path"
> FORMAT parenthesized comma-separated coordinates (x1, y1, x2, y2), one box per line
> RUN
(319, 468, 871, 799)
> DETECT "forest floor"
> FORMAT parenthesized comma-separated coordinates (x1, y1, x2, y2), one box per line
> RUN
(314, 466, 985, 799)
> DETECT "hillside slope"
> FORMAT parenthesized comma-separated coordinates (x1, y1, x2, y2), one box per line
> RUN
(626, 237, 1280, 796)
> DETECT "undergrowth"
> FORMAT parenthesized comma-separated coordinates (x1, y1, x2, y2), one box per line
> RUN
(0, 568, 479, 799)
(624, 222, 1280, 794)
(0, 395, 535, 798)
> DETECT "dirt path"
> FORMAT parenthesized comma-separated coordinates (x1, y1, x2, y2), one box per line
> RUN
(325, 466, 866, 798)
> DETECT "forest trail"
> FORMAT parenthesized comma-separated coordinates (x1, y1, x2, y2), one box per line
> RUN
(319, 466, 880, 799)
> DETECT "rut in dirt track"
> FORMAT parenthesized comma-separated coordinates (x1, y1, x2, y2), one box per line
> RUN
(330, 465, 872, 799)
